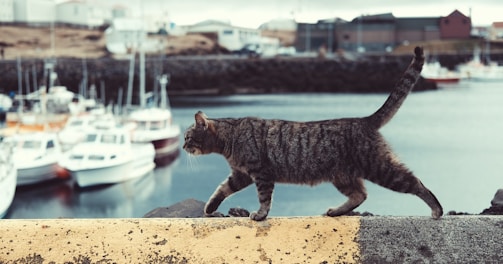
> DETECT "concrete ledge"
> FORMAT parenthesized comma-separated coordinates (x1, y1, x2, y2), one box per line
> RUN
(359, 216, 503, 263)
(0, 216, 502, 263)
(0, 217, 359, 263)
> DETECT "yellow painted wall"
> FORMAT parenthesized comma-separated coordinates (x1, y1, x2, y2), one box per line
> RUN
(0, 217, 360, 263)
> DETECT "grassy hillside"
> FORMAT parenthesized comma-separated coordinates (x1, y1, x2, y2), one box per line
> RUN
(0, 25, 222, 59)
(1, 25, 501, 60)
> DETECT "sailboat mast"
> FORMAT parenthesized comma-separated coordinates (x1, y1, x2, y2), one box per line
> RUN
(139, 49, 146, 108)
(139, 0, 146, 108)
(126, 53, 135, 108)
(159, 74, 168, 109)
(16, 57, 23, 112)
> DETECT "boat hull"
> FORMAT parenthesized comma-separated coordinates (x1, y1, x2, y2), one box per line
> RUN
(0, 165, 16, 218)
(152, 137, 180, 163)
(131, 125, 181, 162)
(128, 107, 181, 163)
(71, 161, 133, 188)
(4, 132, 64, 186)
(71, 161, 155, 188)
(16, 163, 59, 186)
(424, 77, 460, 84)
(67, 143, 155, 188)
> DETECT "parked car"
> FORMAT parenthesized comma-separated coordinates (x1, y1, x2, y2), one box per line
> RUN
(277, 46, 296, 56)
(233, 43, 262, 58)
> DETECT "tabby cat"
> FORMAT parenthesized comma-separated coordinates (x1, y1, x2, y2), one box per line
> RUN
(183, 47, 443, 221)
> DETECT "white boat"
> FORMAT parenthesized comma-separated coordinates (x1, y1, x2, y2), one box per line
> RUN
(457, 47, 503, 82)
(124, 47, 180, 165)
(0, 141, 17, 218)
(127, 107, 181, 163)
(59, 125, 155, 188)
(126, 73, 180, 164)
(0, 93, 12, 112)
(421, 61, 462, 84)
(4, 132, 63, 186)
(58, 109, 116, 151)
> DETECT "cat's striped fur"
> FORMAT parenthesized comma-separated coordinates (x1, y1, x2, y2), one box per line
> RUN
(183, 47, 443, 221)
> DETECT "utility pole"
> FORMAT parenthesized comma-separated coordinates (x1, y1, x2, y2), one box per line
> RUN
(305, 24, 311, 52)
(327, 23, 333, 55)
(357, 15, 363, 52)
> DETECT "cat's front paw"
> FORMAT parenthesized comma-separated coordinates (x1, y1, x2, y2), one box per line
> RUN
(250, 211, 268, 221)
(204, 201, 220, 216)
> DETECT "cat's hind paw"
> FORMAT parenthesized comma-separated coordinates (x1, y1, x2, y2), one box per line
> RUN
(325, 208, 346, 217)
(432, 208, 443, 220)
(204, 211, 225, 218)
(250, 211, 268, 221)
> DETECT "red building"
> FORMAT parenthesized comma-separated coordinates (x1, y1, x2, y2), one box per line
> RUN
(295, 10, 472, 53)
(439, 10, 472, 39)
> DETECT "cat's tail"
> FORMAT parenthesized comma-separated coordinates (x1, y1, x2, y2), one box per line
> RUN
(366, 46, 425, 129)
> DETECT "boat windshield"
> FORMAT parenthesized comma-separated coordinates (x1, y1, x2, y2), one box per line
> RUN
(101, 134, 117, 144)
(68, 120, 84, 127)
(21, 140, 42, 149)
(85, 134, 98, 143)
(150, 121, 165, 130)
(136, 121, 147, 130)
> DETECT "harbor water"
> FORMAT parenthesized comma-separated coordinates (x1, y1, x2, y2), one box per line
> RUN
(5, 80, 503, 219)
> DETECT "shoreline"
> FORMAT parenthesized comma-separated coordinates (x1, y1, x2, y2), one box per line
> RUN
(0, 55, 442, 100)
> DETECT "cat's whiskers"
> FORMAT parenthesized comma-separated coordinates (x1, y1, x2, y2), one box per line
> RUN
(185, 153, 200, 170)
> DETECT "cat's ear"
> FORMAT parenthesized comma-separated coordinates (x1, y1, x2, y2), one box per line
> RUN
(195, 111, 209, 130)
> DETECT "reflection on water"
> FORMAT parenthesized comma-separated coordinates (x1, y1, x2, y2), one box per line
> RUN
(7, 80, 503, 219)
(7, 162, 174, 219)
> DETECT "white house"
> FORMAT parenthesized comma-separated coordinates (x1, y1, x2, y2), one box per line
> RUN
(0, 0, 14, 22)
(105, 18, 164, 55)
(105, 18, 145, 54)
(111, 4, 130, 19)
(187, 20, 262, 51)
(56, 0, 111, 28)
(14, 0, 54, 24)
(489, 22, 503, 40)
(259, 18, 297, 31)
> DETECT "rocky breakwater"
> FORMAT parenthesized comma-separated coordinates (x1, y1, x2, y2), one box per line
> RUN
(0, 55, 436, 102)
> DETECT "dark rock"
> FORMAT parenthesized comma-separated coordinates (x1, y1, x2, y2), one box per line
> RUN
(228, 207, 250, 217)
(205, 211, 226, 218)
(345, 211, 374, 217)
(480, 189, 503, 215)
(480, 206, 503, 215)
(491, 189, 503, 206)
(447, 211, 472, 215)
(144, 199, 252, 218)
(143, 198, 205, 218)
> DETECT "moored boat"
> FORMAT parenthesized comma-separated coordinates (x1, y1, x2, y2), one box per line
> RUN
(421, 61, 461, 84)
(0, 141, 17, 218)
(4, 132, 63, 186)
(127, 107, 181, 163)
(457, 46, 503, 82)
(461, 63, 503, 82)
(59, 125, 155, 188)
(58, 109, 116, 151)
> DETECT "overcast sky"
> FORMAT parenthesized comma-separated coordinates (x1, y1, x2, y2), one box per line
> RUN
(107, 0, 502, 28)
